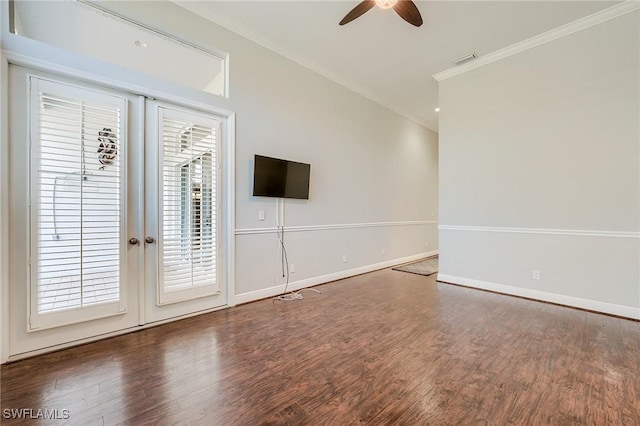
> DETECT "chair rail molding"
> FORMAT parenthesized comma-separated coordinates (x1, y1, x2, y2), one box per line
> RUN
(439, 225, 640, 239)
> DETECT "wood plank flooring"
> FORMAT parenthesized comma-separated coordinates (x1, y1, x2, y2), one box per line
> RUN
(2, 268, 639, 425)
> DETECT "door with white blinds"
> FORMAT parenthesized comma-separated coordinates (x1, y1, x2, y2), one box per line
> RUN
(7, 68, 229, 356)
(8, 67, 142, 355)
(30, 80, 126, 329)
(144, 101, 225, 322)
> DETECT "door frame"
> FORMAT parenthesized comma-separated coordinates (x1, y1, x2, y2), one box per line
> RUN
(0, 49, 236, 363)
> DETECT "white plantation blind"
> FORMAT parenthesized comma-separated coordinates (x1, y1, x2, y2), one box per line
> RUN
(33, 80, 123, 320)
(160, 108, 219, 302)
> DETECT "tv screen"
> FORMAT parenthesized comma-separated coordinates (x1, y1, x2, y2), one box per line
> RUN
(253, 155, 310, 200)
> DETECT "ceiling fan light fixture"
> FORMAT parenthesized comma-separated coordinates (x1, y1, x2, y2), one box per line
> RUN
(339, 0, 422, 27)
(375, 0, 398, 10)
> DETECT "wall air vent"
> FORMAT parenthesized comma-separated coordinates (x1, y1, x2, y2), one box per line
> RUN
(452, 53, 478, 66)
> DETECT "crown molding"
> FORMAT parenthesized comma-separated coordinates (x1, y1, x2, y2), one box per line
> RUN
(173, 1, 436, 132)
(433, 0, 640, 82)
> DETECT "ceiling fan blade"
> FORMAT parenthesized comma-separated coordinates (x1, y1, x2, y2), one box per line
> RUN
(339, 0, 376, 26)
(393, 0, 423, 27)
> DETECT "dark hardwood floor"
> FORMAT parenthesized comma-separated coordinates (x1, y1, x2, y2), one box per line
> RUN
(2, 268, 639, 425)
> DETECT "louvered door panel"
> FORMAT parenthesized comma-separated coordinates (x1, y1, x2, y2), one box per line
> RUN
(29, 78, 127, 330)
(158, 107, 219, 305)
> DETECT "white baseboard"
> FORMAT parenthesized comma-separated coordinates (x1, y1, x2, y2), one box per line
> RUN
(437, 274, 640, 320)
(235, 250, 439, 305)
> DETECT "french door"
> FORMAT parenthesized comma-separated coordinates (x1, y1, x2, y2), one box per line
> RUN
(7, 66, 227, 357)
(144, 101, 225, 323)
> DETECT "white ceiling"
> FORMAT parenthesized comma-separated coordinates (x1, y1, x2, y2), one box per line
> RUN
(175, 0, 618, 131)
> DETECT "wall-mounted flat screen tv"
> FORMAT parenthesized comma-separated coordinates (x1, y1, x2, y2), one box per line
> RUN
(253, 155, 310, 200)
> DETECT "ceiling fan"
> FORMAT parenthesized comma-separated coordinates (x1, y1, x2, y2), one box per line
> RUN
(339, 0, 423, 27)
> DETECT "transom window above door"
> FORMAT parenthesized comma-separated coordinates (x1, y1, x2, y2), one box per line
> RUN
(10, 0, 227, 97)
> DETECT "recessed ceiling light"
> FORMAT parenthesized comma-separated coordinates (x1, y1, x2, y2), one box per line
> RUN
(134, 40, 148, 48)
(435, 107, 440, 112)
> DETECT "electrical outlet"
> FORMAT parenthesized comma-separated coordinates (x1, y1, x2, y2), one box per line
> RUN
(425, 241, 429, 248)
(258, 210, 265, 221)
(342, 254, 348, 263)
(289, 263, 296, 273)
(381, 248, 385, 256)
(532, 270, 541, 280)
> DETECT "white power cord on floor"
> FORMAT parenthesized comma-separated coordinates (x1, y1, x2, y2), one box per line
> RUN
(274, 288, 322, 302)
(272, 225, 322, 302)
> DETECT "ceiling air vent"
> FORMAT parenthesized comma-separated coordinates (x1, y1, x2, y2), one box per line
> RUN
(452, 53, 478, 66)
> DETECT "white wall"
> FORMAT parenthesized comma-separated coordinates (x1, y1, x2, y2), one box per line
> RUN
(438, 11, 639, 318)
(3, 1, 438, 303)
(108, 1, 439, 299)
